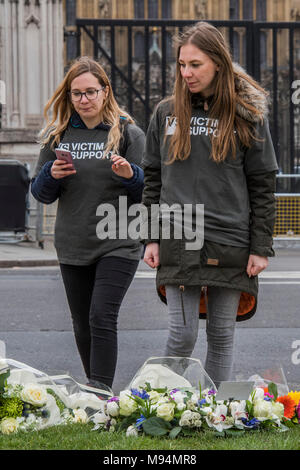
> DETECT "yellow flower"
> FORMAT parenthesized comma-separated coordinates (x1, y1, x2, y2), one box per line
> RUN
(287, 391, 300, 406)
(1, 418, 19, 434)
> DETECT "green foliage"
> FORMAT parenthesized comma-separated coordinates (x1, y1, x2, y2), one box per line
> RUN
(0, 370, 10, 392)
(46, 389, 66, 414)
(142, 417, 172, 436)
(0, 396, 23, 419)
(268, 382, 278, 401)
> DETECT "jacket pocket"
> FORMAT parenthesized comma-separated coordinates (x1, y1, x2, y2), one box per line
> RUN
(200, 240, 249, 269)
(159, 237, 183, 267)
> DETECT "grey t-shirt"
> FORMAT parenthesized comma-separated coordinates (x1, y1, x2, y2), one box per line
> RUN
(143, 101, 278, 247)
(34, 122, 145, 264)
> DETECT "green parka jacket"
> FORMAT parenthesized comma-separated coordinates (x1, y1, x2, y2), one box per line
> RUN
(141, 64, 278, 322)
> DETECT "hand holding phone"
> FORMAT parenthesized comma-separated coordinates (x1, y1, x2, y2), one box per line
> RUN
(55, 149, 75, 169)
(52, 149, 76, 179)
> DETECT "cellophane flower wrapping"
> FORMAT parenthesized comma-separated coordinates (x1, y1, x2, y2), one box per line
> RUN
(90, 357, 300, 438)
(0, 341, 107, 434)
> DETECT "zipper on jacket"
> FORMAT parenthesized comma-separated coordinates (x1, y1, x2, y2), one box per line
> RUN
(179, 285, 186, 326)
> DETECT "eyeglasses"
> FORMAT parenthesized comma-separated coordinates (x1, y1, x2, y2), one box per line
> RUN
(69, 87, 105, 102)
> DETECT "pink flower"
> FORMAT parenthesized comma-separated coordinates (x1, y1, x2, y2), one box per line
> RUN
(296, 402, 300, 423)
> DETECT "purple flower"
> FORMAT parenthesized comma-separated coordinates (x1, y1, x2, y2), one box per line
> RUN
(170, 388, 180, 395)
(107, 396, 119, 403)
(131, 388, 150, 400)
(296, 402, 300, 423)
(208, 389, 217, 395)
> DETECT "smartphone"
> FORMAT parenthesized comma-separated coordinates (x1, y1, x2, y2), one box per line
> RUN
(55, 148, 75, 169)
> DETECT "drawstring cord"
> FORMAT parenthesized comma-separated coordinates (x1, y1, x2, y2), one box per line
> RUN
(203, 286, 209, 325)
(179, 285, 186, 326)
(179, 285, 209, 327)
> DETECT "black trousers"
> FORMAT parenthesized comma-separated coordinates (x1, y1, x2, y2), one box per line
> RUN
(60, 256, 139, 388)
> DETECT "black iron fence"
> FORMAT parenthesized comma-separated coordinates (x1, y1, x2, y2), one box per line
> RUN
(75, 19, 300, 192)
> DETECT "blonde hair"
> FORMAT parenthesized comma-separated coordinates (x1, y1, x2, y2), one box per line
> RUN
(167, 21, 267, 164)
(40, 56, 134, 153)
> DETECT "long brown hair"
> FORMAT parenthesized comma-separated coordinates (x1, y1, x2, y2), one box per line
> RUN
(167, 21, 267, 164)
(39, 56, 134, 154)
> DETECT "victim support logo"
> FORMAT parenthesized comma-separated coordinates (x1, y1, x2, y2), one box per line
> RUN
(165, 116, 219, 137)
(95, 196, 204, 250)
(58, 141, 111, 160)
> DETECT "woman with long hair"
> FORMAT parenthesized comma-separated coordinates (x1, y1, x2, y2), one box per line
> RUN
(142, 22, 278, 387)
(31, 56, 145, 395)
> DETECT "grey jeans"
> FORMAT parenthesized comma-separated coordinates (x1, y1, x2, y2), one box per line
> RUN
(164, 285, 241, 388)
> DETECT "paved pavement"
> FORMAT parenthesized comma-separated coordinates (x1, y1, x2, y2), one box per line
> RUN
(0, 237, 299, 395)
(0, 237, 299, 268)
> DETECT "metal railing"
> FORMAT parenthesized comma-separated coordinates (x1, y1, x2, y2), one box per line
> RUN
(75, 19, 300, 189)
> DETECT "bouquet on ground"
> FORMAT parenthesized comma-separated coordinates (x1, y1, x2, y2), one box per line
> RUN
(0, 358, 95, 435)
(91, 381, 300, 438)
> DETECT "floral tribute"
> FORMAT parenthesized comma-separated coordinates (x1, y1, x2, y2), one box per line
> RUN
(0, 359, 90, 434)
(91, 381, 300, 438)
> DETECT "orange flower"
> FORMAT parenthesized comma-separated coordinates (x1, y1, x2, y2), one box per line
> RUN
(276, 395, 296, 419)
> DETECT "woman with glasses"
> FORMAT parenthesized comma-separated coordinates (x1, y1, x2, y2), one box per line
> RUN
(31, 56, 145, 395)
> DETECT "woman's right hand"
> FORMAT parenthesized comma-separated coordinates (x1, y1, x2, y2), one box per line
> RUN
(51, 159, 76, 179)
(144, 242, 160, 269)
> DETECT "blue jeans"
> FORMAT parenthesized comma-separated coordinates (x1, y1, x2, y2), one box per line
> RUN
(164, 285, 241, 387)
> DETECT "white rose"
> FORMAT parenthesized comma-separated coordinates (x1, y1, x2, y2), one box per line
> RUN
(252, 388, 265, 401)
(126, 425, 138, 437)
(271, 401, 284, 420)
(107, 401, 120, 417)
(156, 402, 175, 422)
(119, 391, 138, 417)
(156, 396, 170, 405)
(253, 399, 273, 420)
(73, 409, 88, 423)
(148, 391, 161, 404)
(21, 383, 48, 407)
(1, 418, 19, 434)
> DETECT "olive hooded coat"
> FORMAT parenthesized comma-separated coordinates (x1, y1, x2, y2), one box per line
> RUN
(141, 64, 278, 322)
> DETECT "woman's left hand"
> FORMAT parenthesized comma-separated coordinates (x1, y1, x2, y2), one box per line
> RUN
(246, 254, 268, 277)
(111, 155, 134, 179)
